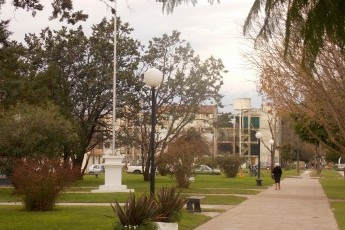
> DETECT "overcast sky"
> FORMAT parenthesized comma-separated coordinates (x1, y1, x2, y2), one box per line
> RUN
(1, 0, 261, 112)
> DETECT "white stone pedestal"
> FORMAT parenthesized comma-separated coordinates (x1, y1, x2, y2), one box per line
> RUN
(92, 155, 132, 193)
(155, 222, 178, 230)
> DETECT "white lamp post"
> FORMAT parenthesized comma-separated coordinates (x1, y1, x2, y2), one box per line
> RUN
(255, 132, 262, 186)
(144, 68, 163, 195)
(269, 139, 274, 170)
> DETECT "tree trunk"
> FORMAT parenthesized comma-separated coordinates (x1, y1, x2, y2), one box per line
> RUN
(143, 160, 150, 181)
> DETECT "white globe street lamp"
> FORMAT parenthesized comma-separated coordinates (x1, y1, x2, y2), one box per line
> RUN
(144, 68, 163, 195)
(255, 132, 262, 139)
(255, 132, 262, 186)
(144, 68, 164, 87)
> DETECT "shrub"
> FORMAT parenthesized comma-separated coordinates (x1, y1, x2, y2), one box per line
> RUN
(10, 157, 79, 211)
(154, 187, 186, 223)
(156, 154, 173, 176)
(112, 187, 186, 229)
(164, 128, 210, 188)
(216, 155, 245, 178)
(112, 192, 158, 230)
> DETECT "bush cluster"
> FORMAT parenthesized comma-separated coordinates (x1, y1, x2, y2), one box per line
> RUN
(10, 157, 80, 211)
(216, 155, 245, 178)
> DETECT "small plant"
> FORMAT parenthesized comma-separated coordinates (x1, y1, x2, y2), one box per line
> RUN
(112, 192, 158, 230)
(112, 187, 186, 229)
(154, 187, 186, 223)
(10, 157, 79, 211)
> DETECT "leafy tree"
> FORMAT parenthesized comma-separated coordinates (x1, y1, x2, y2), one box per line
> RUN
(0, 0, 221, 23)
(278, 114, 322, 168)
(0, 0, 89, 24)
(0, 17, 141, 172)
(2, 18, 223, 180)
(293, 115, 328, 146)
(18, 18, 142, 171)
(0, 103, 77, 175)
(293, 114, 336, 172)
(217, 112, 233, 128)
(128, 30, 224, 181)
(244, 0, 345, 67)
(0, 21, 29, 107)
(325, 150, 341, 164)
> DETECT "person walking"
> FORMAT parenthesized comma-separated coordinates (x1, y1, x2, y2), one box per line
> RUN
(272, 163, 283, 190)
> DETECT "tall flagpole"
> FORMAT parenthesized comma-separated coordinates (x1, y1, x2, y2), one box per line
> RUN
(112, 4, 117, 156)
(92, 1, 131, 193)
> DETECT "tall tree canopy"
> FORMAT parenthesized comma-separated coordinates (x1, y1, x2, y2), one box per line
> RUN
(0, 0, 90, 24)
(0, 0, 219, 20)
(122, 30, 225, 181)
(0, 1, 225, 177)
(0, 18, 142, 171)
(0, 103, 77, 175)
(244, 0, 345, 67)
(246, 20, 345, 156)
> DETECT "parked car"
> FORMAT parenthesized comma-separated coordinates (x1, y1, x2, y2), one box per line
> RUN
(336, 164, 345, 171)
(127, 165, 144, 174)
(126, 164, 158, 174)
(88, 164, 105, 174)
(194, 165, 221, 175)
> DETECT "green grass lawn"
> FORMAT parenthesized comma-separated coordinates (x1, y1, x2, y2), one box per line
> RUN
(0, 168, 302, 230)
(0, 205, 211, 230)
(319, 170, 345, 200)
(0, 168, 299, 203)
(0, 187, 20, 202)
(318, 169, 345, 230)
(0, 173, 259, 204)
(0, 206, 115, 230)
(77, 169, 282, 192)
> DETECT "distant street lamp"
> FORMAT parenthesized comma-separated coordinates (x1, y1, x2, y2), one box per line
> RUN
(255, 132, 262, 186)
(269, 139, 274, 170)
(144, 68, 163, 195)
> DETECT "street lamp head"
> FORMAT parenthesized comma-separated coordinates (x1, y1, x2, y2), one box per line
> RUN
(269, 139, 274, 145)
(144, 68, 163, 87)
(255, 132, 262, 139)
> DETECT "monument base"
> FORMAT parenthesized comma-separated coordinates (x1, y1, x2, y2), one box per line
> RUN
(91, 155, 133, 193)
(91, 185, 133, 193)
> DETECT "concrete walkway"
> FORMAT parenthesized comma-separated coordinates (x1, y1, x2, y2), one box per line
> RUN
(194, 170, 339, 230)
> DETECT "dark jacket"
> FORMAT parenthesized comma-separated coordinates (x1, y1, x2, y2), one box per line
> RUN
(272, 165, 282, 178)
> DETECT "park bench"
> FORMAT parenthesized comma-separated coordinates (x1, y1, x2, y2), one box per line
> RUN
(186, 195, 205, 212)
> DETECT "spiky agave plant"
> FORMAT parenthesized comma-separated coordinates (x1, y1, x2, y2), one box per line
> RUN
(154, 187, 187, 223)
(112, 192, 158, 230)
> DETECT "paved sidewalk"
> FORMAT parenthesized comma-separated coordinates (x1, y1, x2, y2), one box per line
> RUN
(194, 170, 339, 230)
